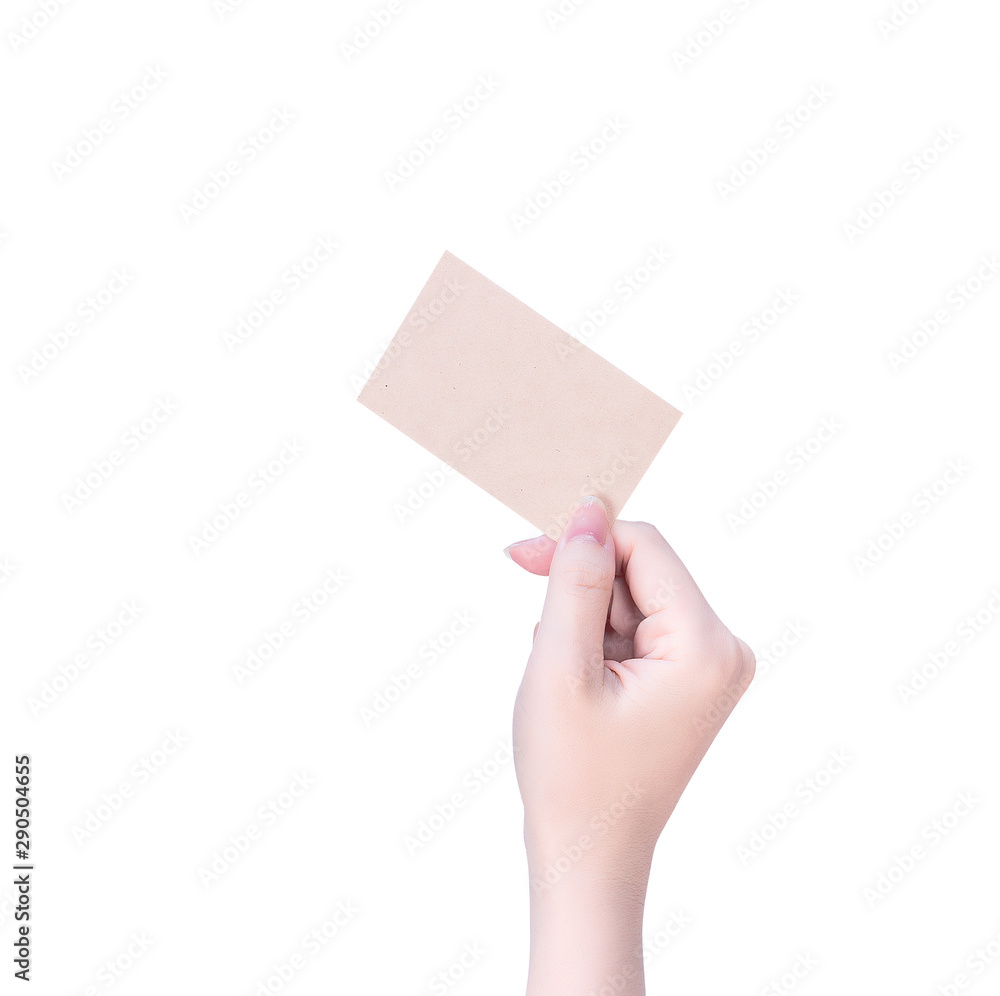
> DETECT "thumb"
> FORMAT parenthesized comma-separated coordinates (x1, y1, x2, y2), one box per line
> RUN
(530, 496, 615, 686)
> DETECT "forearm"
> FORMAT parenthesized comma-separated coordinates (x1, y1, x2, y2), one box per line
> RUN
(525, 860, 649, 996)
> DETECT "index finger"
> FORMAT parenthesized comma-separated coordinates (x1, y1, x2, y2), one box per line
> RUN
(506, 519, 705, 615)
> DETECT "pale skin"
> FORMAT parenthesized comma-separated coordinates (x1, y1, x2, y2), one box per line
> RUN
(505, 496, 755, 995)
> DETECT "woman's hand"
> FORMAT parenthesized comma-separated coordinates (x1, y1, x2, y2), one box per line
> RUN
(508, 497, 755, 995)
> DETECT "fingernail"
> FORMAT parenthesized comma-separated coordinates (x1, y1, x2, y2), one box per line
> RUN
(504, 535, 545, 560)
(564, 496, 607, 544)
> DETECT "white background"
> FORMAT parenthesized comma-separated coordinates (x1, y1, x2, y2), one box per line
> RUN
(2, 0, 999, 993)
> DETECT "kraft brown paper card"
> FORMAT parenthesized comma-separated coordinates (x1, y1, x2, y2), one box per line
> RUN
(358, 251, 682, 539)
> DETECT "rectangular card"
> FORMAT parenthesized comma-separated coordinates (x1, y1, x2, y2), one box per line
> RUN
(358, 251, 682, 538)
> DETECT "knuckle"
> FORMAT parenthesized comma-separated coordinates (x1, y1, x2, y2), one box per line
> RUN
(634, 520, 664, 542)
(727, 636, 756, 690)
(560, 561, 612, 599)
(700, 616, 754, 688)
(737, 638, 757, 685)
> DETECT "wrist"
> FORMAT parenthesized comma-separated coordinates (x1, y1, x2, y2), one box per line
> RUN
(524, 816, 656, 900)
(526, 867, 648, 996)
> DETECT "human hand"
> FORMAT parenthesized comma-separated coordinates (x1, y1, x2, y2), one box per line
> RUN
(508, 496, 754, 994)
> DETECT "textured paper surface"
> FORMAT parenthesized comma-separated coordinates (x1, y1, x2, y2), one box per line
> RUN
(358, 251, 682, 538)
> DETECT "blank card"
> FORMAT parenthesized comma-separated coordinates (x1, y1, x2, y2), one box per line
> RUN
(358, 251, 682, 538)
